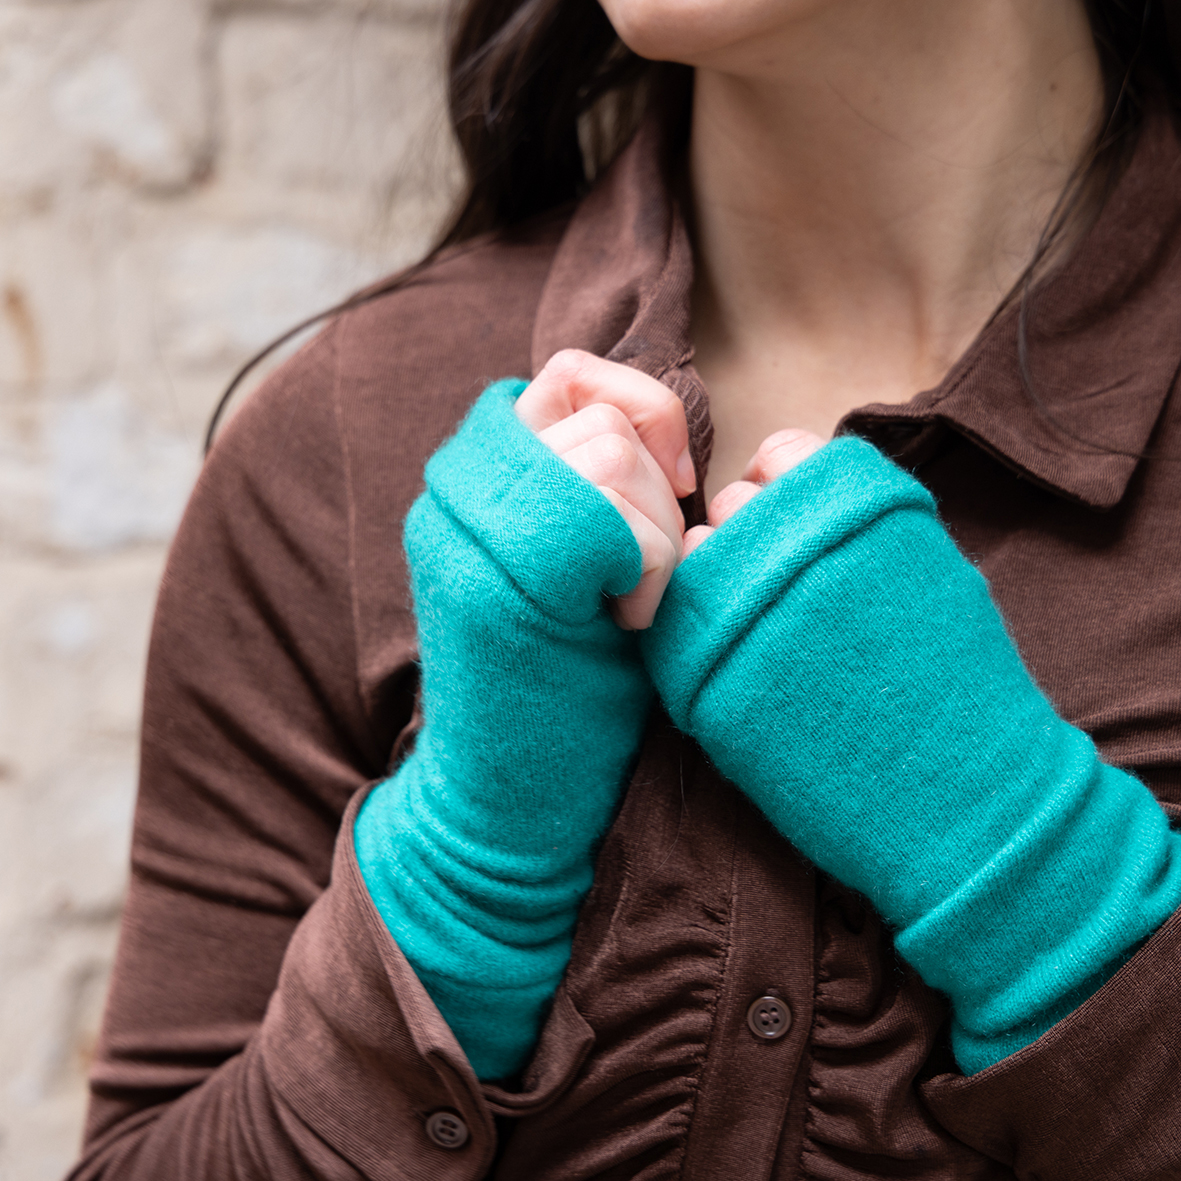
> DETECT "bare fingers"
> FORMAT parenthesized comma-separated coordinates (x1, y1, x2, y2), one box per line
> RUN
(519, 350, 695, 628)
(537, 402, 684, 555)
(742, 428, 826, 486)
(536, 401, 685, 628)
(681, 524, 714, 559)
(683, 428, 827, 557)
(517, 350, 697, 498)
(597, 489, 681, 630)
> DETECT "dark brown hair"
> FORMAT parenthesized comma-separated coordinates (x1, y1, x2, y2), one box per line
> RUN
(206, 0, 1181, 451)
(439, 0, 1181, 244)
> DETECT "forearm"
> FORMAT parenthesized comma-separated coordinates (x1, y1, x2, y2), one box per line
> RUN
(643, 436, 1181, 1072)
(356, 748, 600, 1082)
(72, 799, 495, 1180)
(356, 379, 651, 1081)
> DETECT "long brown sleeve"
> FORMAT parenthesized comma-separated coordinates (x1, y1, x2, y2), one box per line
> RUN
(71, 319, 456, 1179)
(77, 791, 500, 1180)
(71, 225, 562, 1178)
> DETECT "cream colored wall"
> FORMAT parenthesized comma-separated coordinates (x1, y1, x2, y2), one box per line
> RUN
(0, 2, 456, 1175)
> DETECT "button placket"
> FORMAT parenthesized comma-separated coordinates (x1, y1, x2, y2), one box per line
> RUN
(746, 995, 792, 1040)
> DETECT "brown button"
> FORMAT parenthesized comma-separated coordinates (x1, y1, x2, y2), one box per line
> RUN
(425, 1110, 469, 1149)
(746, 995, 791, 1040)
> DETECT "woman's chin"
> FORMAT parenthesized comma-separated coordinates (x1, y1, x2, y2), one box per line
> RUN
(599, 0, 828, 67)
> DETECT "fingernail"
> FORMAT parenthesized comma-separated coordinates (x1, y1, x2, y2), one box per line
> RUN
(676, 447, 696, 492)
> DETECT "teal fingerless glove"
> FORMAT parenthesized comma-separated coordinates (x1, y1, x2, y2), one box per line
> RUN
(356, 379, 653, 1081)
(641, 435, 1181, 1074)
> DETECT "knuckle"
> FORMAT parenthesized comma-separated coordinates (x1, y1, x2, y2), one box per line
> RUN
(654, 530, 681, 574)
(543, 348, 594, 388)
(761, 428, 823, 461)
(586, 432, 638, 482)
(654, 388, 688, 428)
(633, 386, 684, 435)
(681, 524, 713, 558)
(773, 427, 811, 445)
(756, 435, 788, 463)
(707, 480, 757, 526)
(710, 483, 741, 516)
(638, 526, 679, 577)
(583, 401, 629, 434)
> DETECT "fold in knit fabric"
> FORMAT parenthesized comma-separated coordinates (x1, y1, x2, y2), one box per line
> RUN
(355, 380, 652, 1081)
(641, 436, 1181, 1074)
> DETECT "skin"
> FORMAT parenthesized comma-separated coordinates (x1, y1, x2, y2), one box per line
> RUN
(515, 350, 694, 630)
(517, 0, 1105, 627)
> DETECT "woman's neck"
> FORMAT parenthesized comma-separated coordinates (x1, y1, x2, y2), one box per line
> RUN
(688, 0, 1104, 497)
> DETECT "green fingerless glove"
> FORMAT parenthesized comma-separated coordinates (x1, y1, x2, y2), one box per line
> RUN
(641, 435, 1181, 1074)
(356, 379, 653, 1081)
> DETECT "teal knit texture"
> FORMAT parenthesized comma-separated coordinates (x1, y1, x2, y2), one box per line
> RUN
(641, 436, 1181, 1074)
(356, 379, 653, 1081)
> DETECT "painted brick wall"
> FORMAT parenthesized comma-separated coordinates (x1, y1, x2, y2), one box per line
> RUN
(0, 2, 456, 1175)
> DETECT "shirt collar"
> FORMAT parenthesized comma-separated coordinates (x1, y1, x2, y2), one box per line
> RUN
(532, 103, 1181, 511)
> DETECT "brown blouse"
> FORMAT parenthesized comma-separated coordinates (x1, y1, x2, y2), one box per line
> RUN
(72, 104, 1181, 1181)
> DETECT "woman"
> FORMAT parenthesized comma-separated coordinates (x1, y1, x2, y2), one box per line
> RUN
(71, 1, 1181, 1177)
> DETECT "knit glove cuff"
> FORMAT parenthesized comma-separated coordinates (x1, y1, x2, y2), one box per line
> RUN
(421, 378, 642, 623)
(642, 435, 935, 729)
